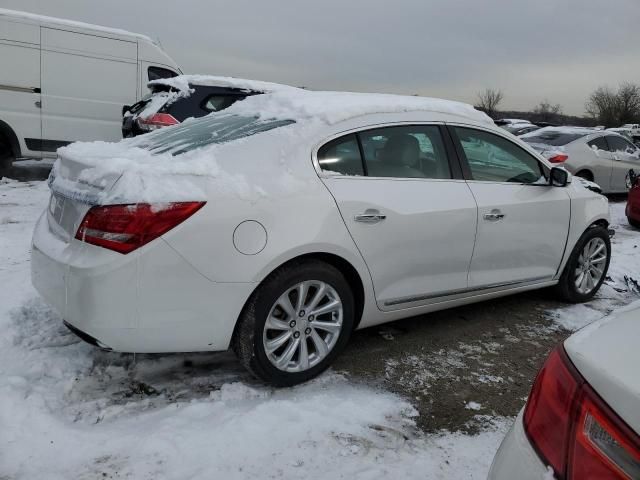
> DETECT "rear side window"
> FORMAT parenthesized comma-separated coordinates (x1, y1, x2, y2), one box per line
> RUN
(148, 66, 178, 81)
(202, 94, 245, 113)
(522, 129, 588, 146)
(359, 126, 451, 179)
(317, 134, 364, 176)
(587, 137, 609, 151)
(454, 127, 543, 184)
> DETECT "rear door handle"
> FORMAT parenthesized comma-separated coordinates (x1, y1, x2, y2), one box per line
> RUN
(355, 209, 386, 223)
(483, 209, 505, 221)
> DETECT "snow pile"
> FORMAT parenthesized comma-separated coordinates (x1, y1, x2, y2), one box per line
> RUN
(0, 180, 509, 479)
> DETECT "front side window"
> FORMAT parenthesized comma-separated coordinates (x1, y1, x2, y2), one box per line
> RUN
(359, 126, 451, 179)
(454, 127, 543, 184)
(606, 135, 637, 153)
(148, 66, 178, 82)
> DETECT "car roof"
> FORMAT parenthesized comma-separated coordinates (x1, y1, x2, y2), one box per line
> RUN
(148, 75, 298, 94)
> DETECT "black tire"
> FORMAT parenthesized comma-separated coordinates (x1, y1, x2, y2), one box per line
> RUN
(628, 216, 640, 230)
(0, 138, 13, 179)
(232, 259, 355, 387)
(555, 226, 611, 303)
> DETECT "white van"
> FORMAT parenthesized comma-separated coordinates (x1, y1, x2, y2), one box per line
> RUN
(0, 9, 181, 173)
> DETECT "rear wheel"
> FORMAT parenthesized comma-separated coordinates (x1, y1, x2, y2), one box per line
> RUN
(555, 226, 610, 303)
(628, 216, 640, 229)
(575, 170, 594, 182)
(232, 260, 354, 386)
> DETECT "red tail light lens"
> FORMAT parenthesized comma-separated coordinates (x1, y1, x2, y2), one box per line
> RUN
(548, 154, 569, 163)
(75, 202, 205, 254)
(137, 113, 179, 131)
(524, 345, 640, 479)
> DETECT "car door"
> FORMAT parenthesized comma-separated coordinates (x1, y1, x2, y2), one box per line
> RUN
(605, 135, 640, 192)
(585, 135, 614, 190)
(317, 124, 478, 310)
(449, 125, 571, 288)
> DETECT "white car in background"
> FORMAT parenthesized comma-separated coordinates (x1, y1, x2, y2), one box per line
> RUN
(32, 84, 611, 386)
(489, 303, 640, 480)
(521, 127, 640, 193)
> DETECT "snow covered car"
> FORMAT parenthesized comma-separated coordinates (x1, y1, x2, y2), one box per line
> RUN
(626, 169, 640, 228)
(32, 83, 612, 386)
(502, 123, 541, 136)
(488, 303, 640, 480)
(122, 75, 266, 137)
(521, 127, 640, 194)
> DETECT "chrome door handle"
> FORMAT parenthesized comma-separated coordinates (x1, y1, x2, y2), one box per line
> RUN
(354, 210, 386, 223)
(483, 210, 505, 221)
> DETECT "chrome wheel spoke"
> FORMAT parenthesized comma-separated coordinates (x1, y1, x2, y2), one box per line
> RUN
(590, 243, 605, 259)
(266, 315, 290, 331)
(298, 338, 310, 370)
(310, 329, 329, 357)
(276, 337, 300, 369)
(266, 331, 293, 353)
(591, 255, 606, 264)
(296, 281, 310, 312)
(574, 237, 608, 294)
(309, 299, 341, 317)
(277, 294, 297, 320)
(310, 320, 341, 334)
(307, 283, 327, 311)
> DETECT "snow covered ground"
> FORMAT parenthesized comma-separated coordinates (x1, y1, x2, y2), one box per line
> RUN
(0, 179, 638, 479)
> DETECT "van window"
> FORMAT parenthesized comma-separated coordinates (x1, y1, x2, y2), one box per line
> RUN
(148, 66, 178, 81)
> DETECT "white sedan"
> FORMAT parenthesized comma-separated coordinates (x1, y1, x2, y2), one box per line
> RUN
(32, 82, 611, 385)
(489, 304, 640, 479)
(521, 127, 640, 193)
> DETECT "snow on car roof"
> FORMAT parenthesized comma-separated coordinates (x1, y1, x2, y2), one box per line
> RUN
(148, 75, 300, 94)
(149, 76, 490, 126)
(0, 8, 155, 43)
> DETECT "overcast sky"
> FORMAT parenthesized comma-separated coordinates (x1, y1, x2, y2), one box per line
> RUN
(3, 0, 639, 115)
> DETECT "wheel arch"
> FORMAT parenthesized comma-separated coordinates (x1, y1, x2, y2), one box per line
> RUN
(0, 119, 21, 159)
(575, 169, 594, 182)
(235, 251, 367, 336)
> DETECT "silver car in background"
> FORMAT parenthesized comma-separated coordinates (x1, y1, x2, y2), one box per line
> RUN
(521, 127, 640, 193)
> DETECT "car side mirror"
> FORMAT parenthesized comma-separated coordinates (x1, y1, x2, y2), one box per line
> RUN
(550, 167, 569, 187)
(122, 105, 131, 116)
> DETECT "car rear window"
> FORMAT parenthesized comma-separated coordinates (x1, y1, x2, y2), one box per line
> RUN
(132, 113, 294, 155)
(521, 130, 588, 146)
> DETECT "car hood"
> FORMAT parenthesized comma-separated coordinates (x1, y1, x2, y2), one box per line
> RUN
(564, 302, 640, 433)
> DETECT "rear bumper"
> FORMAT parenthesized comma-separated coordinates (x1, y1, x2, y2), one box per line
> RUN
(488, 410, 550, 480)
(31, 211, 256, 353)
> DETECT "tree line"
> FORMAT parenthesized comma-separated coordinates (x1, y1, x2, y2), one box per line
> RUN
(476, 83, 640, 127)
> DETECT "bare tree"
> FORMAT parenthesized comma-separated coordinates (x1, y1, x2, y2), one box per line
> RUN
(476, 88, 504, 119)
(532, 99, 563, 122)
(586, 83, 640, 127)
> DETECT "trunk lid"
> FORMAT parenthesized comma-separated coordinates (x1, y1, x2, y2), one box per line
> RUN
(564, 303, 640, 434)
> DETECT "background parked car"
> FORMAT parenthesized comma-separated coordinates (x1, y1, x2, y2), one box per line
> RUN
(122, 75, 263, 137)
(0, 8, 181, 176)
(494, 118, 530, 127)
(33, 86, 611, 386)
(503, 123, 541, 136)
(521, 127, 640, 193)
(626, 169, 640, 228)
(489, 303, 640, 480)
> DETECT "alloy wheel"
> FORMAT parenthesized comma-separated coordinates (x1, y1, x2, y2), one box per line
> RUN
(574, 237, 608, 295)
(262, 280, 343, 373)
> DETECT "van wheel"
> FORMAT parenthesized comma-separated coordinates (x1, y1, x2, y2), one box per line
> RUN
(0, 137, 14, 178)
(232, 260, 354, 387)
(555, 226, 611, 303)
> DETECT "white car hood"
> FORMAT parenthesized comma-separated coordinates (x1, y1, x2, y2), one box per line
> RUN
(564, 302, 640, 433)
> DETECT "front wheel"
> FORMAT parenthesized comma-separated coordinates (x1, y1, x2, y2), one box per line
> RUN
(0, 139, 13, 179)
(555, 226, 611, 303)
(628, 216, 640, 230)
(232, 260, 355, 386)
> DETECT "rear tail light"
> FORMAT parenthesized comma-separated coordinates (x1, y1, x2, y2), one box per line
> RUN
(548, 154, 569, 163)
(75, 202, 205, 254)
(137, 113, 179, 131)
(524, 345, 640, 479)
